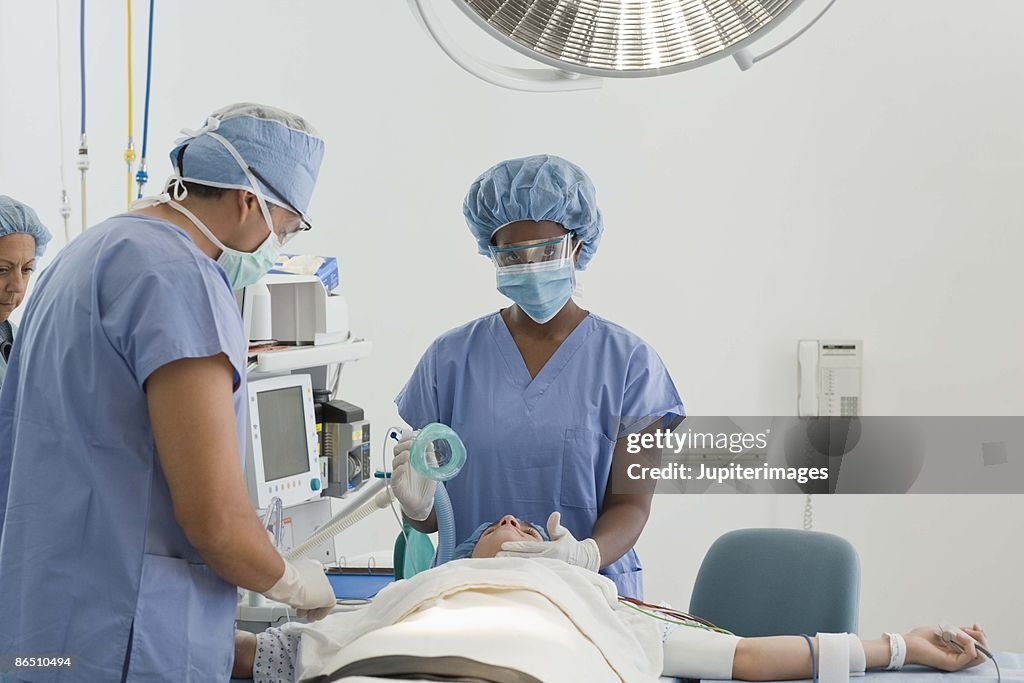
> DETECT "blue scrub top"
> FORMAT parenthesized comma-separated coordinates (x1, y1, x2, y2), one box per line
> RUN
(396, 311, 684, 598)
(0, 214, 248, 681)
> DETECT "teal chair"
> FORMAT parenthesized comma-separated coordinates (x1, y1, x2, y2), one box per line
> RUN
(688, 528, 860, 637)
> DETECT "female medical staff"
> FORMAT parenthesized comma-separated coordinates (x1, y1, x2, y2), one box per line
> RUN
(0, 196, 52, 387)
(392, 155, 684, 598)
(0, 104, 336, 682)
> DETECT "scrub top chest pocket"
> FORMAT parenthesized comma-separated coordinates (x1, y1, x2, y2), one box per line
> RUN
(561, 427, 615, 510)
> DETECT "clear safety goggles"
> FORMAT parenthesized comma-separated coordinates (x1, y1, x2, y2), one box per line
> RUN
(489, 234, 574, 268)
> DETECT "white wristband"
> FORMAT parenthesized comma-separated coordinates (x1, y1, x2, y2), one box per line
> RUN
(883, 632, 906, 670)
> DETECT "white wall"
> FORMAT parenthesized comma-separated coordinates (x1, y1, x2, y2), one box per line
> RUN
(2, 0, 1021, 650)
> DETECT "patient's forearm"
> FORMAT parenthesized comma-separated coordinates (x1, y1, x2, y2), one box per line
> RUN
(733, 636, 817, 681)
(233, 631, 257, 679)
(732, 636, 889, 680)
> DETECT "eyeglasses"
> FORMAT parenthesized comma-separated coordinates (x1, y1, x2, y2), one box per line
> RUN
(248, 166, 312, 244)
(489, 235, 572, 268)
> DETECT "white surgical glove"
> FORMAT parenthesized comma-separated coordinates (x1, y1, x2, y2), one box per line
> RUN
(391, 431, 437, 521)
(262, 557, 336, 622)
(497, 511, 601, 571)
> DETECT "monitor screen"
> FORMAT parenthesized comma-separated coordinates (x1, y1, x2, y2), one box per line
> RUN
(256, 386, 310, 482)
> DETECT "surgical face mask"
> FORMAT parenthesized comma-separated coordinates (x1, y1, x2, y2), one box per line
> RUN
(132, 191, 282, 290)
(496, 260, 576, 324)
(213, 220, 283, 290)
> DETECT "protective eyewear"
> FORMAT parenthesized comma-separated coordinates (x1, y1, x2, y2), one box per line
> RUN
(248, 166, 312, 245)
(489, 235, 573, 268)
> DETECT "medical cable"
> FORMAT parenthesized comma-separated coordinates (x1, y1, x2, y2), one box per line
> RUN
(77, 0, 89, 231)
(330, 359, 346, 402)
(987, 650, 1002, 683)
(800, 634, 818, 683)
(618, 597, 722, 629)
(134, 0, 154, 199)
(54, 0, 72, 242)
(979, 646, 1002, 683)
(382, 425, 410, 547)
(617, 598, 733, 635)
(123, 0, 136, 209)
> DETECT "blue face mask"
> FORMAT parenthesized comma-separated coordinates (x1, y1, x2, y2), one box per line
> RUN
(496, 261, 576, 324)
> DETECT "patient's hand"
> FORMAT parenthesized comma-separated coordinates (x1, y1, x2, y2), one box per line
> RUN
(233, 630, 257, 679)
(905, 624, 990, 672)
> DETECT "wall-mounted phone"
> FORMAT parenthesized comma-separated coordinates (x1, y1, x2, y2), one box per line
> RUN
(798, 340, 862, 417)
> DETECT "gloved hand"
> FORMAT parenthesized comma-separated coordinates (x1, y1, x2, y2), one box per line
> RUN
(497, 511, 601, 571)
(262, 557, 336, 622)
(391, 431, 437, 521)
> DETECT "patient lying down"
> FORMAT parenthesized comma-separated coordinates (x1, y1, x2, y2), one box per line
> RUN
(235, 516, 990, 683)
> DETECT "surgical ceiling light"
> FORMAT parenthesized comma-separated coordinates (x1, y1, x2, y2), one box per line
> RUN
(407, 0, 840, 92)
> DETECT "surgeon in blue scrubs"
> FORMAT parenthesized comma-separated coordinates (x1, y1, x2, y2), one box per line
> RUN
(0, 104, 337, 682)
(0, 196, 52, 387)
(392, 155, 684, 599)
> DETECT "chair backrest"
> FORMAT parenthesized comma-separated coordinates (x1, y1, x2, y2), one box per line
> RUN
(688, 528, 860, 637)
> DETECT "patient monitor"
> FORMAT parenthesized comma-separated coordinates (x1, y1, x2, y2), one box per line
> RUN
(244, 374, 323, 509)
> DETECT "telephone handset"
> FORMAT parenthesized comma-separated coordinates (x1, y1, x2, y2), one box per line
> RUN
(798, 340, 862, 417)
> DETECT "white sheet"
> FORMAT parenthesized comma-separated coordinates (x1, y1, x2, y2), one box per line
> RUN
(289, 557, 663, 682)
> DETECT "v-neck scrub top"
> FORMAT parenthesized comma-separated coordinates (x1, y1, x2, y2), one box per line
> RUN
(396, 311, 685, 598)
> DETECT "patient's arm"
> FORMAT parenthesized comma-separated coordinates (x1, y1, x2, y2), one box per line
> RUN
(234, 625, 303, 683)
(233, 630, 257, 679)
(665, 625, 991, 681)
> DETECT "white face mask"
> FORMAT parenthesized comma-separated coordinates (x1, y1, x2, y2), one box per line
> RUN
(131, 118, 282, 290)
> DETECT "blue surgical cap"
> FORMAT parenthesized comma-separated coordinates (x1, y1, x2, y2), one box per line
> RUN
(0, 196, 52, 259)
(169, 103, 325, 223)
(450, 519, 550, 561)
(463, 154, 604, 270)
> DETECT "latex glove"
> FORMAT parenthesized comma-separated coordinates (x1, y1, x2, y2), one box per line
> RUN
(497, 511, 601, 571)
(391, 431, 437, 521)
(262, 558, 336, 622)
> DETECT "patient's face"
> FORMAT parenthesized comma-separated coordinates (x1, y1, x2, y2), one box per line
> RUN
(472, 515, 543, 558)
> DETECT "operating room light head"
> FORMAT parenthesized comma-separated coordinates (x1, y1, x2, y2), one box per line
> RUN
(471, 515, 544, 558)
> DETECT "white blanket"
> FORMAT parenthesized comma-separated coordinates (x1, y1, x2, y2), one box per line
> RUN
(289, 557, 663, 682)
